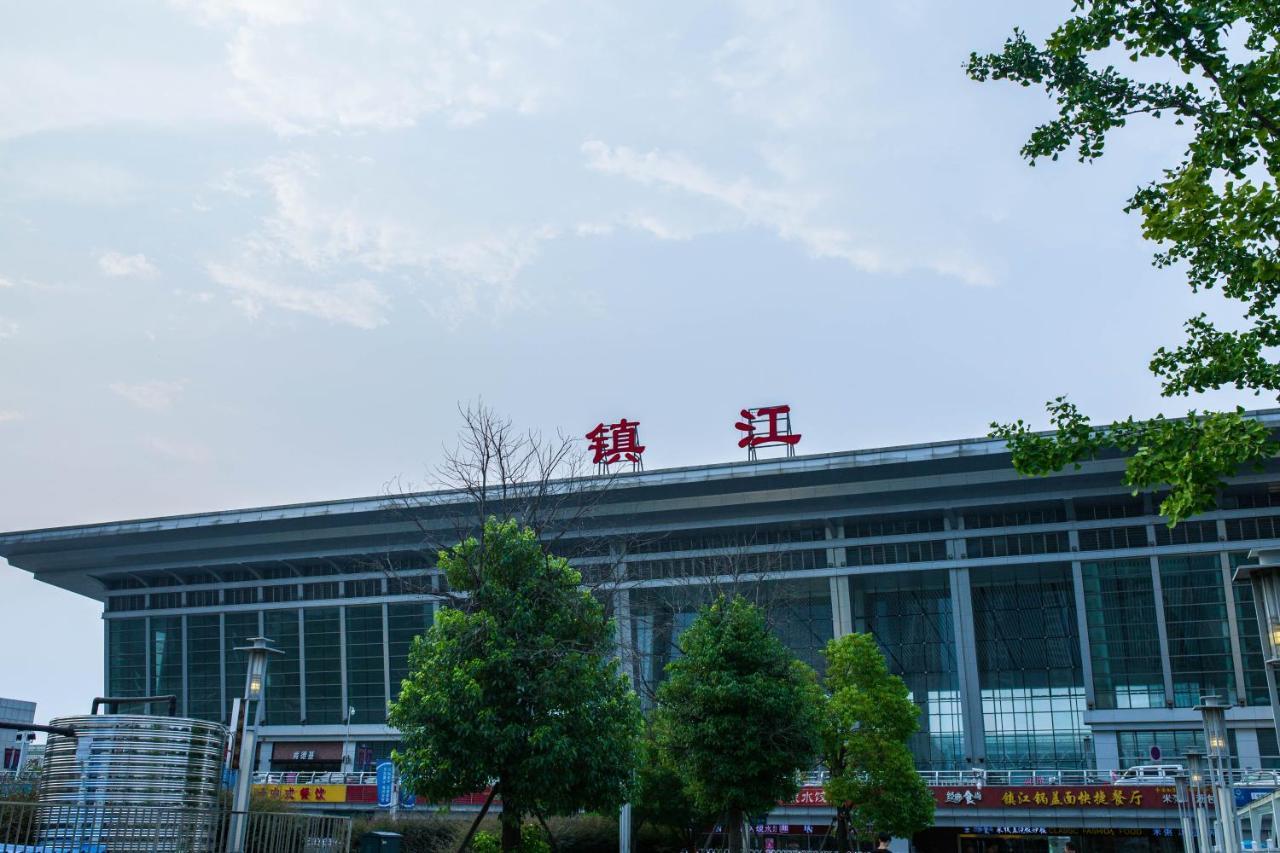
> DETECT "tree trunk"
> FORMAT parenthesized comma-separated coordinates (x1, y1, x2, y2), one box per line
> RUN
(501, 806, 522, 853)
(836, 807, 851, 853)
(457, 787, 499, 853)
(726, 807, 746, 853)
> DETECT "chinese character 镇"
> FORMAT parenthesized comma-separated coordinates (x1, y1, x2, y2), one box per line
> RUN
(586, 420, 646, 468)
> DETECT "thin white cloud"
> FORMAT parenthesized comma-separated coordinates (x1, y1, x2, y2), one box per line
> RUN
(176, 1, 562, 133)
(109, 380, 187, 412)
(0, 276, 13, 288)
(207, 263, 390, 329)
(145, 436, 214, 465)
(0, 317, 18, 339)
(204, 153, 559, 326)
(582, 140, 995, 287)
(0, 410, 24, 424)
(98, 251, 158, 279)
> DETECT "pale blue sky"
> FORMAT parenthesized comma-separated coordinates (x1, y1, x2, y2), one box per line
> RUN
(0, 0, 1260, 722)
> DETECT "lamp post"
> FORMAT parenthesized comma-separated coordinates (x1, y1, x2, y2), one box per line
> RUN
(1175, 773, 1198, 853)
(1187, 750, 1214, 853)
(228, 637, 283, 853)
(1232, 549, 1280, 749)
(1197, 696, 1240, 853)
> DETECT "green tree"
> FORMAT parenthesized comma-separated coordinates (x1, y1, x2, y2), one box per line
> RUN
(652, 595, 822, 853)
(631, 729, 715, 853)
(820, 634, 934, 853)
(966, 1, 1280, 523)
(389, 518, 643, 853)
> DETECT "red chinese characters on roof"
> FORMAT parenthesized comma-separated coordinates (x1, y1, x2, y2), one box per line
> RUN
(735, 405, 801, 460)
(586, 419, 646, 471)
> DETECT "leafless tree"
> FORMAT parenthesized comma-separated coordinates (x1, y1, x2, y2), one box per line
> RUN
(373, 401, 640, 604)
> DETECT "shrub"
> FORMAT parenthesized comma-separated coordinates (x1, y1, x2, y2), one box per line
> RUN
(349, 813, 462, 853)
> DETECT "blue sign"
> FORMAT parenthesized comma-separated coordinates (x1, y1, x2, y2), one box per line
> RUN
(376, 761, 395, 808)
(1235, 787, 1275, 808)
(399, 787, 417, 809)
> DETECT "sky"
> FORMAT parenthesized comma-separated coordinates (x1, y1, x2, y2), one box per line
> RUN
(0, 0, 1265, 724)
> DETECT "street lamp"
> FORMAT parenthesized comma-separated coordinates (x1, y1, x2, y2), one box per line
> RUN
(1196, 696, 1240, 853)
(228, 637, 283, 853)
(1232, 549, 1280, 748)
(1186, 750, 1213, 853)
(1174, 773, 1197, 853)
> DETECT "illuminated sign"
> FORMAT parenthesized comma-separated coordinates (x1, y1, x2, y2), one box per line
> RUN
(256, 783, 347, 803)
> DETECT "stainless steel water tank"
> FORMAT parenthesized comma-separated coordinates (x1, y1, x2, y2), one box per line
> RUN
(37, 713, 228, 851)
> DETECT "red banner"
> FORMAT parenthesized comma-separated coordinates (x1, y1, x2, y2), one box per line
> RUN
(785, 786, 1181, 811)
(934, 786, 1178, 811)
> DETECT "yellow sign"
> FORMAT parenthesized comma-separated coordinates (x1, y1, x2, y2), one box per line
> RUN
(255, 783, 347, 804)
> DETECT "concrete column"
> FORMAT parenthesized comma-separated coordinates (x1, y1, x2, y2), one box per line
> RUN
(298, 609, 307, 722)
(1237, 728, 1263, 770)
(1150, 555, 1176, 707)
(181, 614, 189, 718)
(1222, 551, 1248, 705)
(382, 602, 392, 714)
(1072, 561, 1096, 710)
(949, 567, 985, 766)
(1093, 730, 1121, 772)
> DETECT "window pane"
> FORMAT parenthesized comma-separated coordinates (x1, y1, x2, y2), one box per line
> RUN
(1160, 555, 1236, 706)
(107, 618, 146, 699)
(264, 609, 301, 725)
(224, 611, 261, 711)
(304, 608, 343, 725)
(972, 563, 1085, 769)
(856, 570, 962, 770)
(1081, 559, 1164, 709)
(149, 616, 183, 710)
(187, 614, 222, 722)
(345, 605, 386, 724)
(387, 602, 434, 703)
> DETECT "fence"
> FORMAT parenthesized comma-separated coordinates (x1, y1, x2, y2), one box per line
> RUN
(0, 800, 350, 853)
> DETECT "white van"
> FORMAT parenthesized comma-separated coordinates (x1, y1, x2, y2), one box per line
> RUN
(1112, 764, 1184, 785)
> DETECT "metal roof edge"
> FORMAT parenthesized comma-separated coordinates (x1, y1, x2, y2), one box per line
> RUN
(4, 408, 1279, 551)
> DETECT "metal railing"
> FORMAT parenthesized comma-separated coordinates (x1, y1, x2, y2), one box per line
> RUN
(0, 800, 351, 853)
(253, 771, 378, 786)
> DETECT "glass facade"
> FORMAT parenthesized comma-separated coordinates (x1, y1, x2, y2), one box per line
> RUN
(972, 564, 1085, 769)
(223, 611, 260, 712)
(149, 616, 183, 704)
(387, 601, 435, 702)
(92, 484, 1280, 781)
(304, 608, 342, 725)
(263, 609, 301, 725)
(1116, 730, 1205, 769)
(345, 605, 386, 724)
(187, 614, 222, 721)
(1230, 552, 1272, 707)
(855, 570, 962, 770)
(1081, 559, 1165, 710)
(107, 618, 146, 698)
(1159, 555, 1236, 706)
